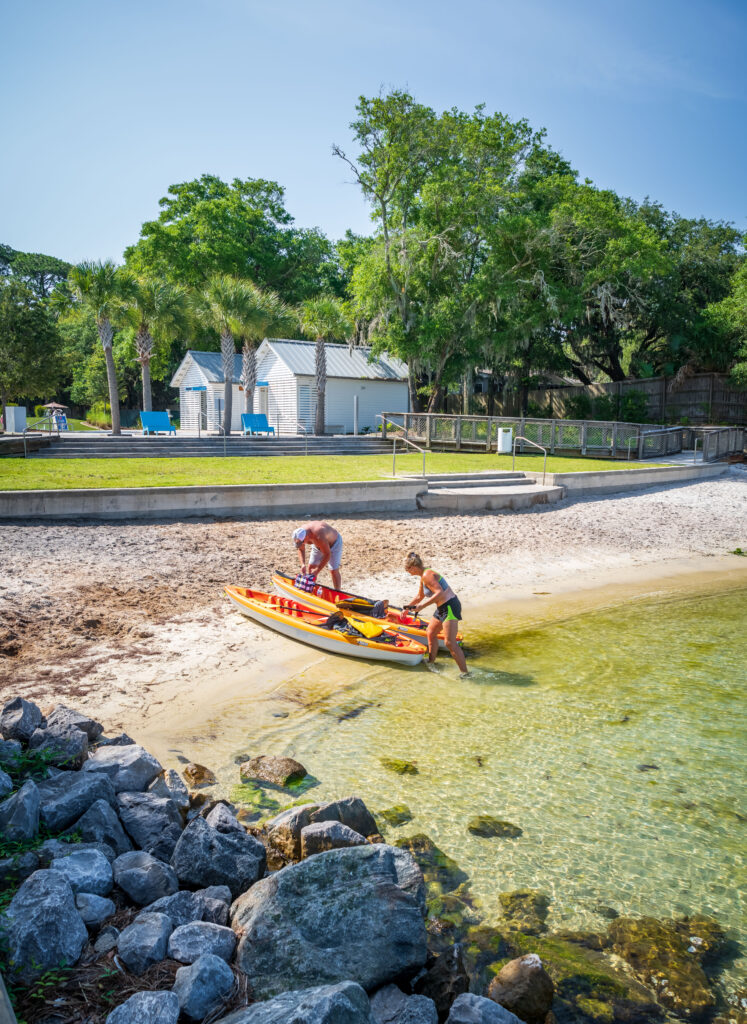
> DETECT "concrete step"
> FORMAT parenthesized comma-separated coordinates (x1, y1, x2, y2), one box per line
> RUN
(404, 471, 525, 482)
(418, 483, 565, 512)
(32, 437, 391, 459)
(422, 476, 534, 490)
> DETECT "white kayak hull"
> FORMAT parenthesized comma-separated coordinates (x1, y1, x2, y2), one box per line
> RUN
(226, 590, 424, 666)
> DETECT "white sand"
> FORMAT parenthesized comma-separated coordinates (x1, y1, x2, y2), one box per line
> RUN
(1, 469, 745, 733)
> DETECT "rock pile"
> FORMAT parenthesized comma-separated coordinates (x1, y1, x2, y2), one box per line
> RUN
(0, 697, 489, 1024)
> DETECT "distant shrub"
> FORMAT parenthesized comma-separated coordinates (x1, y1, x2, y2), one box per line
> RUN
(34, 404, 47, 418)
(86, 401, 112, 429)
(619, 390, 649, 423)
(592, 393, 619, 420)
(564, 394, 592, 420)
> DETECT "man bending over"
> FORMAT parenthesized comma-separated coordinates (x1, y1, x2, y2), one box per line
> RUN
(292, 521, 343, 589)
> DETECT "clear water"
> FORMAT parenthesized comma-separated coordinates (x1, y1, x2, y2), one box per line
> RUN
(174, 586, 747, 991)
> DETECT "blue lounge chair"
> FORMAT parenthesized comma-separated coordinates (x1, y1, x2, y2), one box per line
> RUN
(241, 413, 275, 436)
(141, 411, 176, 435)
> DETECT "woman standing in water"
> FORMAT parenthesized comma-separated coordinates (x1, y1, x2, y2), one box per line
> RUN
(404, 552, 468, 675)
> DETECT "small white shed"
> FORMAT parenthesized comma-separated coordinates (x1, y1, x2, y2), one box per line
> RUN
(171, 340, 409, 434)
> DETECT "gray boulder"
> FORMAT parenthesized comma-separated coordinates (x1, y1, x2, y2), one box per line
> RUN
(267, 797, 379, 860)
(168, 920, 237, 963)
(94, 924, 120, 955)
(239, 754, 307, 787)
(106, 991, 179, 1024)
(371, 985, 437, 1024)
(0, 737, 22, 768)
(0, 778, 39, 841)
(173, 953, 234, 1020)
(98, 732, 135, 746)
(0, 697, 43, 742)
(486, 955, 553, 1024)
(0, 850, 39, 887)
(117, 912, 173, 975)
(64, 797, 133, 855)
(447, 994, 525, 1024)
(149, 769, 190, 814)
(231, 843, 426, 998)
(75, 891, 116, 927)
(219, 982, 372, 1023)
(1, 870, 88, 984)
(45, 704, 104, 741)
(145, 888, 229, 927)
(83, 743, 162, 792)
(170, 815, 266, 898)
(39, 837, 116, 864)
(117, 791, 182, 859)
(200, 883, 232, 905)
(37, 770, 116, 831)
(0, 767, 12, 798)
(205, 801, 245, 834)
(29, 722, 89, 769)
(301, 820, 367, 858)
(49, 847, 113, 895)
(113, 850, 179, 905)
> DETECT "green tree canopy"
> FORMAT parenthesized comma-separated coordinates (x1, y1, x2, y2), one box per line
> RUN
(0, 279, 63, 425)
(125, 174, 344, 303)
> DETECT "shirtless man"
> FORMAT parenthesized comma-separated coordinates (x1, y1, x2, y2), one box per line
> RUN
(292, 521, 343, 589)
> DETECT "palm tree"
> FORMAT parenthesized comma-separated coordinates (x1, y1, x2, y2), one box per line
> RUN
(237, 286, 295, 415)
(192, 276, 253, 435)
(298, 297, 352, 435)
(68, 261, 130, 435)
(123, 279, 187, 412)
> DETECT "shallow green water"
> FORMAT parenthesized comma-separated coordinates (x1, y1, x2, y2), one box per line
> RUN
(202, 586, 747, 990)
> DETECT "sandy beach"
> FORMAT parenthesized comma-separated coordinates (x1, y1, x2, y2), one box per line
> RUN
(2, 469, 746, 741)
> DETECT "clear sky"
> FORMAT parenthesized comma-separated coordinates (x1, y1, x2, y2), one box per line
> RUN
(1, 0, 745, 264)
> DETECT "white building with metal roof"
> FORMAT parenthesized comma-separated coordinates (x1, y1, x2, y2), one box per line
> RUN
(170, 340, 409, 434)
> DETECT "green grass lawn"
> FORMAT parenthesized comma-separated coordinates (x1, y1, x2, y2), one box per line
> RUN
(0, 452, 660, 491)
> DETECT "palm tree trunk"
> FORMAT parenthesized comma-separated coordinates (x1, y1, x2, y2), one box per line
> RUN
(241, 340, 256, 414)
(99, 318, 121, 435)
(221, 328, 234, 436)
(141, 361, 152, 413)
(135, 327, 154, 412)
(314, 336, 326, 436)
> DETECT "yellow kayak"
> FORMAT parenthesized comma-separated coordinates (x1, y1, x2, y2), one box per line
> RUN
(271, 572, 463, 651)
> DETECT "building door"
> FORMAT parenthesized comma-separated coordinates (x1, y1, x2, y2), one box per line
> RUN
(257, 387, 268, 417)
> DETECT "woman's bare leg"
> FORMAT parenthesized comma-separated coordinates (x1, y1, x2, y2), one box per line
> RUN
(444, 619, 468, 673)
(426, 619, 441, 663)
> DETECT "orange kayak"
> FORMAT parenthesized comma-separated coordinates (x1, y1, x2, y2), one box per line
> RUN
(271, 572, 463, 651)
(225, 586, 425, 666)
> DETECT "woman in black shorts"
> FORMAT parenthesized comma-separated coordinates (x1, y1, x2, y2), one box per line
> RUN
(404, 552, 468, 675)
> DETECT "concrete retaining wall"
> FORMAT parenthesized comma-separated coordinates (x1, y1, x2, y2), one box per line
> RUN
(524, 462, 729, 495)
(0, 478, 427, 521)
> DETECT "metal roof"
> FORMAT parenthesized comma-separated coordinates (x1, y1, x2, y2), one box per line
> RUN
(178, 350, 243, 384)
(264, 340, 407, 381)
(172, 341, 408, 387)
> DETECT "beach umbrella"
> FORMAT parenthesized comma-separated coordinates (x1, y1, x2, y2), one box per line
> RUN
(41, 402, 69, 410)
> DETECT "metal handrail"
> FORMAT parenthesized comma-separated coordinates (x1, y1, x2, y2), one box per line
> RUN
(626, 426, 682, 460)
(23, 414, 60, 457)
(512, 435, 548, 484)
(297, 421, 308, 457)
(378, 415, 427, 478)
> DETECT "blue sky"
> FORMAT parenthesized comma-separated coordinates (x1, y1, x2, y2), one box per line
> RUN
(1, 0, 745, 263)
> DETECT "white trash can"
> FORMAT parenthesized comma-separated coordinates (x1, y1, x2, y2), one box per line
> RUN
(5, 406, 27, 433)
(496, 427, 513, 454)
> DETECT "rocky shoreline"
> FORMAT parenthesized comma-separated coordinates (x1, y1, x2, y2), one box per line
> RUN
(0, 696, 743, 1024)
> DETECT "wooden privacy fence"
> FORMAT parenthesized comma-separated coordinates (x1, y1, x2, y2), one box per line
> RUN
(471, 373, 746, 424)
(382, 413, 745, 461)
